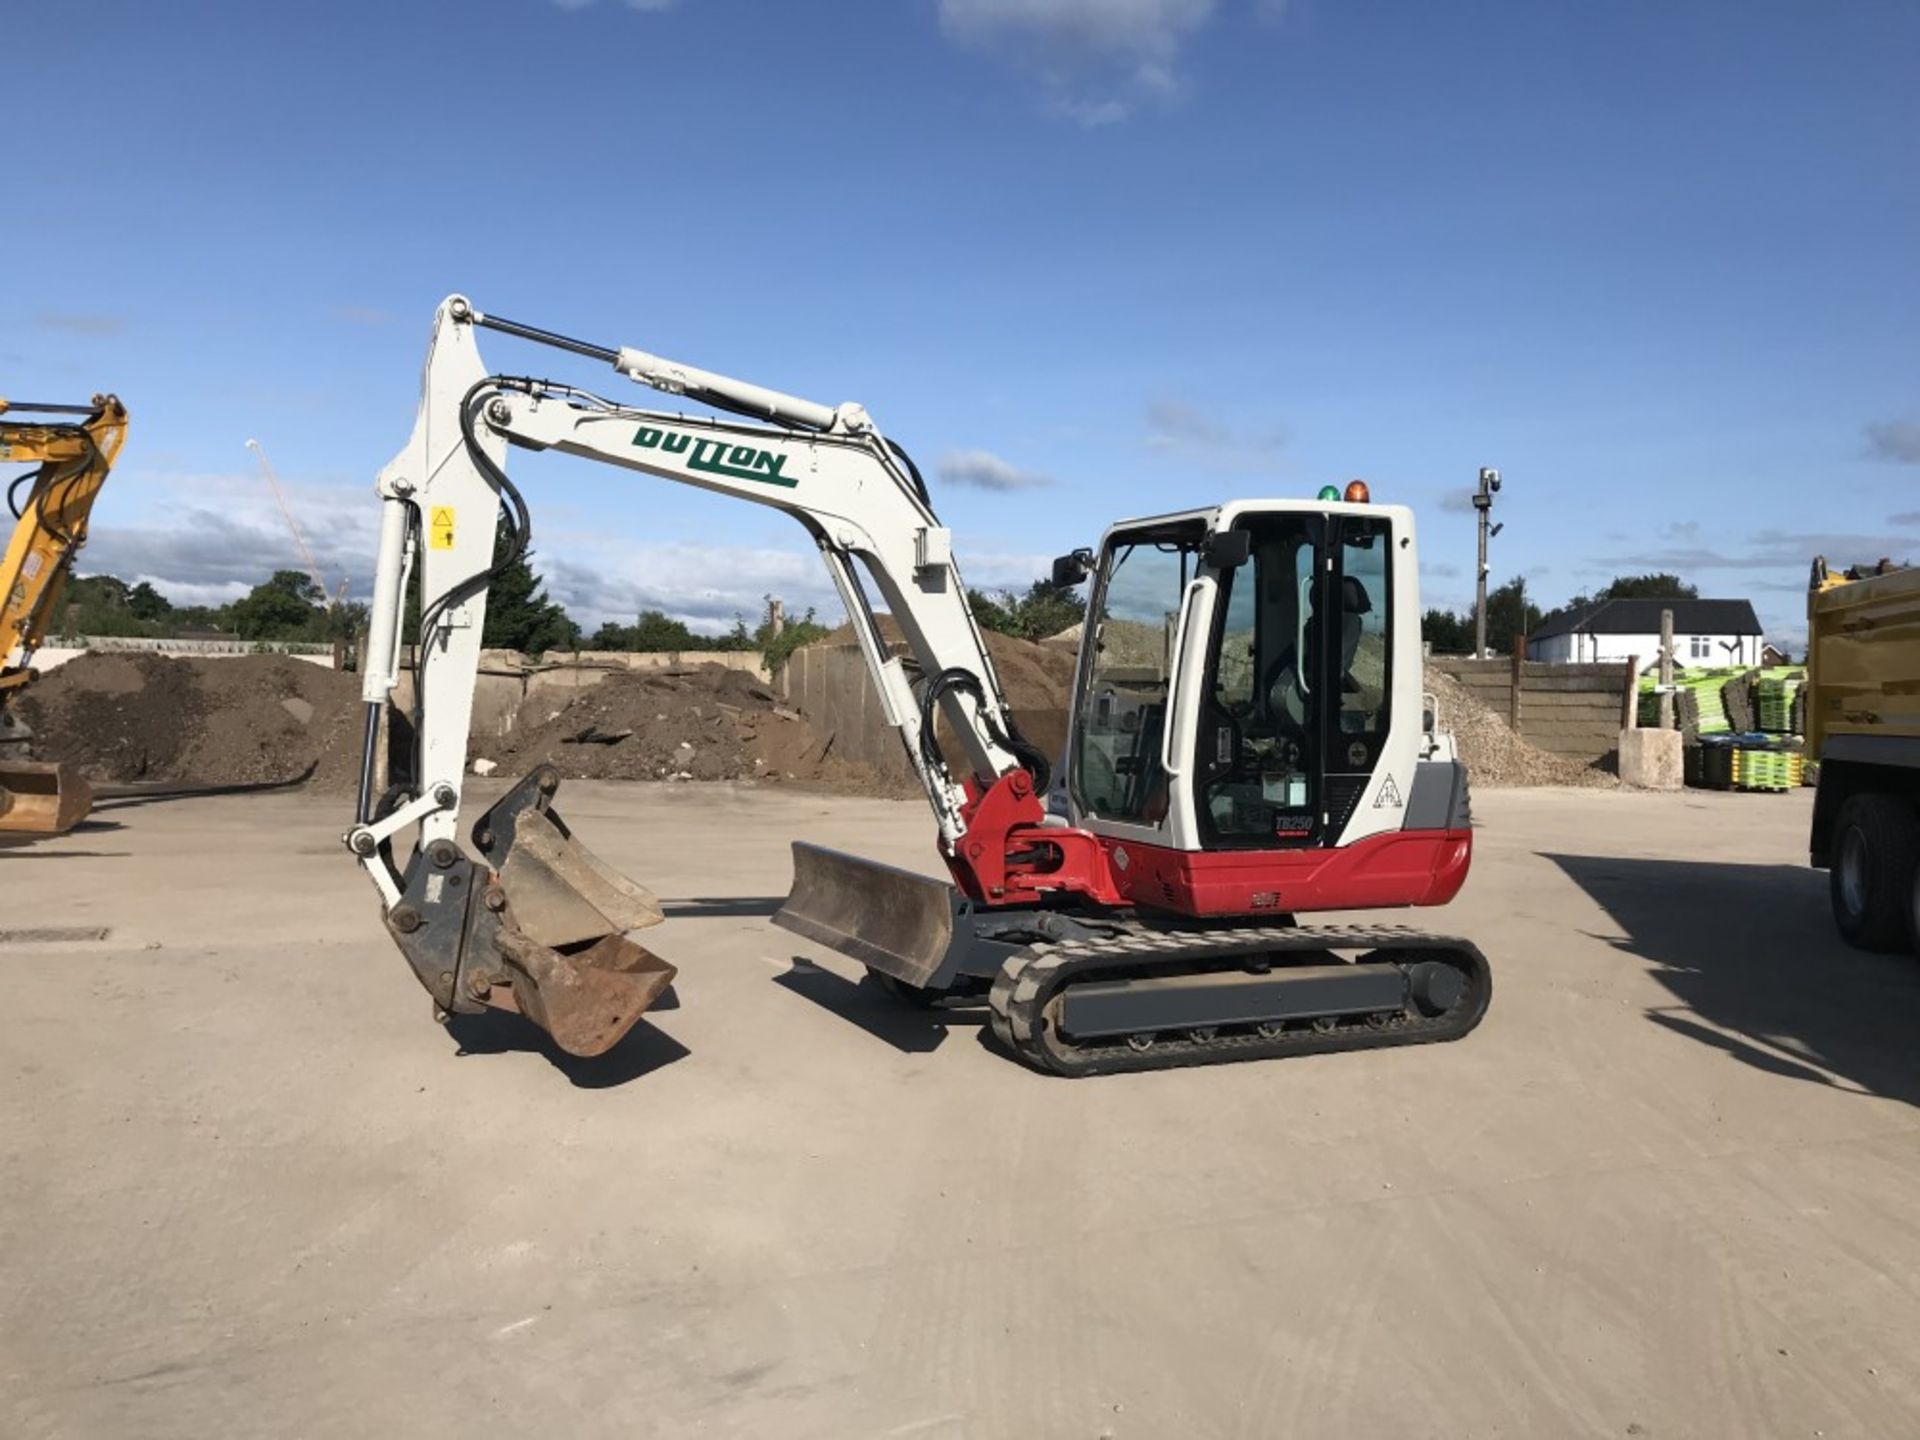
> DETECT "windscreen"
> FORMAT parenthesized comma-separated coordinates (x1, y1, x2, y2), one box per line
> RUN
(1070, 526, 1205, 825)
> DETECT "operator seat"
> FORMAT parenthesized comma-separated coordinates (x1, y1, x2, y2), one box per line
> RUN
(1338, 574, 1371, 692)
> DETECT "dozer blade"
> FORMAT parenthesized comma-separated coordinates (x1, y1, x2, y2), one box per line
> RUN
(774, 841, 959, 989)
(387, 768, 677, 1058)
(0, 761, 94, 837)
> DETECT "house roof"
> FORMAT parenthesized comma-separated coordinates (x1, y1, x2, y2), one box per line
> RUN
(1531, 598, 1762, 642)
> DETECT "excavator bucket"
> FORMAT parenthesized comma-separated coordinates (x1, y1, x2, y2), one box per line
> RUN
(0, 761, 94, 837)
(387, 769, 676, 1058)
(774, 841, 961, 989)
(481, 797, 677, 1057)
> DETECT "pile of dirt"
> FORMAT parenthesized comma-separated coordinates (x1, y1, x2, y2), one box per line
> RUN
(17, 652, 365, 789)
(484, 663, 908, 793)
(820, 619, 1076, 760)
(1428, 669, 1614, 788)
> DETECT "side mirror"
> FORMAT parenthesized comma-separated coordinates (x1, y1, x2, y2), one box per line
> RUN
(1203, 528, 1251, 570)
(1051, 548, 1094, 587)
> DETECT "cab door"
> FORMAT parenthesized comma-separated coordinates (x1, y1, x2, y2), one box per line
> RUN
(1066, 520, 1212, 852)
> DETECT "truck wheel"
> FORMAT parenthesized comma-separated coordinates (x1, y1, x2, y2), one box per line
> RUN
(1830, 793, 1920, 952)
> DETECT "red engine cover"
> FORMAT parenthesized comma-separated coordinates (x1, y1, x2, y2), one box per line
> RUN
(948, 771, 1471, 918)
(1098, 828, 1472, 917)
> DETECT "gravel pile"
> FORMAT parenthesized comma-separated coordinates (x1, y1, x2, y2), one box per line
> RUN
(1428, 669, 1615, 788)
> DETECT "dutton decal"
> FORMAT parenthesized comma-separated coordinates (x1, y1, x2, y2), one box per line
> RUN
(1373, 775, 1403, 809)
(634, 425, 798, 488)
(429, 505, 456, 551)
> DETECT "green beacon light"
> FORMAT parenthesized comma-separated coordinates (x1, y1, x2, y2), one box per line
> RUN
(1316, 484, 1341, 502)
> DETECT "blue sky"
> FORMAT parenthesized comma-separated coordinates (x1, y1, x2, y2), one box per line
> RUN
(7, 0, 1916, 647)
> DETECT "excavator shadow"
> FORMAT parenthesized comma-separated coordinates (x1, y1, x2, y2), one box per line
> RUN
(1545, 852, 1920, 1107)
(444, 986, 689, 1088)
(0, 818, 126, 851)
(772, 958, 986, 1055)
(659, 897, 787, 919)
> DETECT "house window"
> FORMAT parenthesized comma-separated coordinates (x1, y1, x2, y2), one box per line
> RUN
(1689, 635, 1710, 660)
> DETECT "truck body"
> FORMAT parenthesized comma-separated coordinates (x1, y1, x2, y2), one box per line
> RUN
(1807, 559, 1920, 950)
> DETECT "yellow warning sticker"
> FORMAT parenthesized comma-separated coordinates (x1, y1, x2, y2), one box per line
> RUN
(429, 506, 456, 550)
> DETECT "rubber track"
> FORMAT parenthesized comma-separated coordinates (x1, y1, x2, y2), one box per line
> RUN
(987, 923, 1491, 1077)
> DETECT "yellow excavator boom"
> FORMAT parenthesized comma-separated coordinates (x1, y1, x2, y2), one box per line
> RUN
(0, 393, 128, 835)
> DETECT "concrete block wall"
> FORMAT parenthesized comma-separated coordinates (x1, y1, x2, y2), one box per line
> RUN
(1428, 658, 1631, 765)
(779, 642, 912, 779)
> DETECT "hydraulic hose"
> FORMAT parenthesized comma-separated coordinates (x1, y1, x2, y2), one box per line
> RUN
(918, 666, 1051, 795)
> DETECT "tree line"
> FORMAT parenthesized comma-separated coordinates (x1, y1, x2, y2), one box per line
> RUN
(62, 547, 1686, 665)
(54, 535, 1089, 667)
(1422, 572, 1700, 656)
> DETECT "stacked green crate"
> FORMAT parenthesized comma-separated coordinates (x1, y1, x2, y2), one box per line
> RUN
(1690, 674, 1731, 734)
(1756, 675, 1801, 733)
(1638, 668, 1738, 732)
(1731, 747, 1794, 791)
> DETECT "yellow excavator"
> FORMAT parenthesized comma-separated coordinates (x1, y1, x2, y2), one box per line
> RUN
(0, 393, 127, 835)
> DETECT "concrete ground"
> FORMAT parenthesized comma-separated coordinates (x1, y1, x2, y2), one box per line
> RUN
(4, 781, 1919, 1438)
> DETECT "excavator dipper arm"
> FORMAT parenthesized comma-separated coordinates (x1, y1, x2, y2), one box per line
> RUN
(347, 298, 1052, 1053)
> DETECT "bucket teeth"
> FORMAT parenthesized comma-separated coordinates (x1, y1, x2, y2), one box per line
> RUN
(0, 762, 93, 837)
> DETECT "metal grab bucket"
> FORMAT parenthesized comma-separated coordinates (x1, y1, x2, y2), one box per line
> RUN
(774, 841, 960, 989)
(0, 761, 94, 837)
(385, 769, 678, 1058)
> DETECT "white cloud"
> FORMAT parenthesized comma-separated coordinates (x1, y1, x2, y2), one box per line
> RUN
(67, 467, 1063, 638)
(549, 0, 678, 11)
(1865, 419, 1920, 465)
(954, 544, 1061, 593)
(537, 541, 835, 635)
(75, 471, 379, 603)
(937, 449, 1053, 491)
(34, 312, 125, 337)
(1144, 398, 1287, 473)
(938, 0, 1216, 125)
(1598, 526, 1919, 574)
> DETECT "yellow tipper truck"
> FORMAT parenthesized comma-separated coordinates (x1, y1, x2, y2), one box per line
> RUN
(1808, 557, 1920, 952)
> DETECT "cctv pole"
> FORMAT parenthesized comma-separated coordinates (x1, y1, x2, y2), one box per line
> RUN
(1472, 466, 1501, 657)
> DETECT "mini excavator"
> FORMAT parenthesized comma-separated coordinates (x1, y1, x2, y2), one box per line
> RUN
(346, 298, 1485, 1075)
(1, 394, 128, 835)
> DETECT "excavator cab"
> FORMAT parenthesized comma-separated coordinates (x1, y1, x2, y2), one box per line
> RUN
(1066, 499, 1422, 870)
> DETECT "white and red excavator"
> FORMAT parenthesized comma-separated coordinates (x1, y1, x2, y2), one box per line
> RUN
(344, 297, 1485, 1075)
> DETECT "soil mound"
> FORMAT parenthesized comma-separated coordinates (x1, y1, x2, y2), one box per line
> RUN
(18, 652, 363, 788)
(485, 663, 906, 793)
(1428, 669, 1614, 788)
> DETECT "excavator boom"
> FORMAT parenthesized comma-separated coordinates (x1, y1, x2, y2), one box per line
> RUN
(0, 394, 126, 835)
